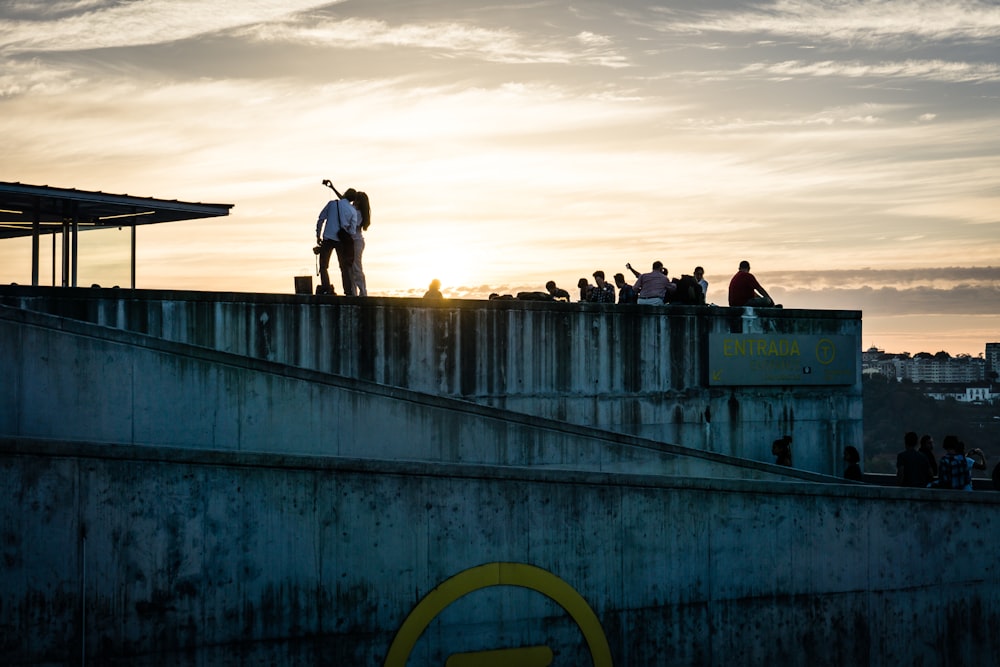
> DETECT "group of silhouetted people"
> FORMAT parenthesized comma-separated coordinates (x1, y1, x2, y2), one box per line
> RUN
(838, 433, 997, 489)
(423, 261, 780, 308)
(896, 431, 994, 490)
(541, 260, 778, 309)
(310, 189, 781, 310)
(774, 437, 864, 482)
(775, 435, 999, 490)
(543, 262, 713, 306)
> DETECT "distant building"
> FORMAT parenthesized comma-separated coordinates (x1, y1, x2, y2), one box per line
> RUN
(905, 354, 984, 383)
(862, 345, 995, 402)
(986, 342, 1000, 378)
(922, 382, 996, 404)
(862, 347, 910, 380)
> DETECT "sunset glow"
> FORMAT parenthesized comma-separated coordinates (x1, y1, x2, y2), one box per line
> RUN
(2, 1, 998, 354)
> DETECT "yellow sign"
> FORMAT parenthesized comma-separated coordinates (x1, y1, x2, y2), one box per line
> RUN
(384, 562, 613, 666)
(708, 333, 857, 386)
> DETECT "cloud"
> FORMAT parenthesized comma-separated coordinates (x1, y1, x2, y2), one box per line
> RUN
(0, 0, 334, 54)
(759, 266, 1000, 317)
(773, 284, 1000, 315)
(4, 1, 110, 17)
(242, 16, 629, 67)
(660, 0, 1000, 45)
(2, 0, 999, 360)
(0, 57, 84, 97)
(715, 59, 1000, 84)
(767, 266, 1000, 288)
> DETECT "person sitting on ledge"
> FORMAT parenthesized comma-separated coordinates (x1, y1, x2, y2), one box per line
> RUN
(728, 260, 776, 308)
(588, 270, 615, 303)
(423, 279, 443, 299)
(545, 280, 571, 302)
(694, 266, 708, 299)
(614, 273, 636, 304)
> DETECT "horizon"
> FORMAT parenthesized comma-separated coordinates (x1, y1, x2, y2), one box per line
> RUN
(863, 343, 996, 358)
(2, 1, 998, 356)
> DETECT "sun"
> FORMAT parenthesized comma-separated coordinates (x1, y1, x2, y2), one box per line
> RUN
(372, 231, 486, 297)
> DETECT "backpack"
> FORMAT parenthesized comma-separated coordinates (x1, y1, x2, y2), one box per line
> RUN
(354, 191, 371, 231)
(674, 275, 705, 305)
(939, 454, 971, 489)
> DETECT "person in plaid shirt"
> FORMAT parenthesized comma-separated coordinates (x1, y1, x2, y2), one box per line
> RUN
(936, 435, 972, 490)
(588, 270, 616, 303)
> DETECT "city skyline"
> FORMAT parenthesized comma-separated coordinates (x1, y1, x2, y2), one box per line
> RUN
(2, 1, 998, 355)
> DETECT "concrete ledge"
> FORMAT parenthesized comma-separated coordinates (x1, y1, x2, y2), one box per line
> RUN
(0, 283, 861, 317)
(7, 436, 999, 504)
(0, 304, 837, 483)
(1, 284, 862, 475)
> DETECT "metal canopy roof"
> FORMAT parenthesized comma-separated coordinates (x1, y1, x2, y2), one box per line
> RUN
(0, 181, 234, 288)
(0, 181, 233, 240)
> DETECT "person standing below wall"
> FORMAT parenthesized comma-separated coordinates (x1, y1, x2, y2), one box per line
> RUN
(772, 436, 792, 466)
(843, 445, 863, 482)
(728, 260, 775, 308)
(962, 441, 986, 490)
(919, 434, 938, 482)
(936, 435, 972, 490)
(896, 431, 932, 488)
(316, 184, 359, 296)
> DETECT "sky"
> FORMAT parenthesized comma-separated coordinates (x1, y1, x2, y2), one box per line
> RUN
(1, 0, 998, 356)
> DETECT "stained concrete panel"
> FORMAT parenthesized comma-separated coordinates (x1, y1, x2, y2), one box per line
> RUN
(2, 442, 998, 665)
(4, 291, 992, 665)
(0, 287, 862, 476)
(0, 305, 821, 484)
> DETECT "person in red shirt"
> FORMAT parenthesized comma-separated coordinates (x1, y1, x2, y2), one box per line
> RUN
(728, 260, 775, 307)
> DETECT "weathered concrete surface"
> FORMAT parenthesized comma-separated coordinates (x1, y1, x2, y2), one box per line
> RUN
(0, 304, 827, 482)
(0, 295, 997, 666)
(2, 439, 998, 666)
(0, 286, 862, 476)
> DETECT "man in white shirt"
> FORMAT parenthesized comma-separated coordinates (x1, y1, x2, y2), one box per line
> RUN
(694, 266, 708, 299)
(316, 190, 359, 295)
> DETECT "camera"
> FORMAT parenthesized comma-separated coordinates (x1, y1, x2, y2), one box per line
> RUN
(313, 245, 322, 255)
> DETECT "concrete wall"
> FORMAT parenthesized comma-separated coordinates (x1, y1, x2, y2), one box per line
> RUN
(0, 304, 824, 483)
(3, 439, 998, 666)
(1, 295, 998, 666)
(0, 286, 862, 476)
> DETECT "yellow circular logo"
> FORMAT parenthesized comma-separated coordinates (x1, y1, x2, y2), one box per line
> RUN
(384, 562, 613, 666)
(815, 338, 836, 365)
